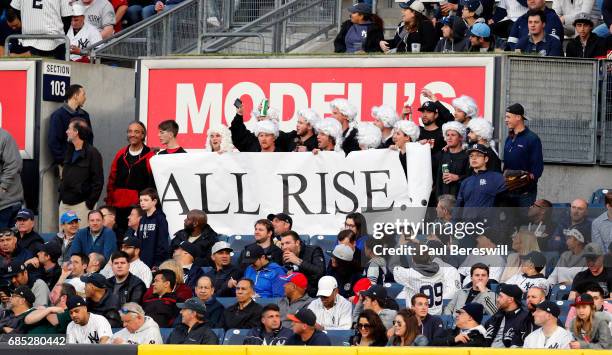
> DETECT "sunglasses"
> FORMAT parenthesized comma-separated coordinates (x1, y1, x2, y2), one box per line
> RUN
(119, 308, 140, 315)
(392, 320, 404, 326)
(357, 323, 372, 329)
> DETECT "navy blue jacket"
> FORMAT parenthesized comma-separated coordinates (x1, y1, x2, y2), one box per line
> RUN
(503, 127, 544, 187)
(137, 209, 170, 268)
(456, 170, 506, 221)
(515, 34, 563, 56)
(506, 7, 564, 50)
(421, 314, 447, 345)
(69, 226, 117, 262)
(47, 104, 93, 164)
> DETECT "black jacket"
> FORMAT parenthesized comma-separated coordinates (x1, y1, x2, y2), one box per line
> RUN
(243, 326, 294, 345)
(205, 297, 225, 329)
(18, 230, 44, 254)
(222, 300, 263, 330)
(171, 225, 219, 267)
(341, 127, 360, 155)
(107, 272, 147, 306)
(386, 20, 437, 53)
(433, 149, 470, 198)
(334, 19, 384, 53)
(433, 326, 488, 347)
(566, 34, 607, 58)
(205, 264, 243, 297)
(167, 321, 219, 344)
(87, 289, 122, 328)
(47, 104, 93, 164)
(284, 245, 325, 298)
(484, 307, 530, 347)
(283, 130, 318, 151)
(230, 113, 291, 152)
(60, 142, 104, 209)
(142, 291, 179, 328)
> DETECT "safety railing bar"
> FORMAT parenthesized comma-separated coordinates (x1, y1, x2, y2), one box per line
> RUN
(5, 34, 70, 61)
(201, 33, 265, 53)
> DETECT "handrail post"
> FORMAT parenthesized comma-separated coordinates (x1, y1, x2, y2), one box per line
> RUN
(5, 34, 71, 61)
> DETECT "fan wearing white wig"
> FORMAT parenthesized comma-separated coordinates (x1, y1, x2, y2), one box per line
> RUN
(286, 108, 321, 152)
(434, 121, 469, 199)
(371, 105, 400, 148)
(312, 118, 343, 154)
(466, 119, 501, 173)
(451, 96, 478, 125)
(389, 120, 420, 176)
(356, 122, 383, 150)
(205, 124, 237, 153)
(229, 103, 291, 152)
(330, 98, 360, 154)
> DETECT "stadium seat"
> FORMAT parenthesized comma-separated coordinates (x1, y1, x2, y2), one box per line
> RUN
(309, 235, 337, 264)
(231, 250, 241, 265)
(211, 328, 225, 344)
(440, 314, 455, 329)
(395, 298, 406, 309)
(588, 206, 606, 219)
(254, 297, 281, 306)
(589, 188, 610, 206)
(227, 235, 255, 250)
(550, 284, 571, 301)
(217, 297, 236, 308)
(482, 315, 491, 324)
(384, 282, 404, 298)
(160, 327, 173, 342)
(542, 251, 559, 278)
(223, 329, 249, 345)
(555, 300, 571, 317)
(217, 235, 229, 243)
(299, 234, 310, 245)
(442, 298, 451, 309)
(41, 232, 56, 242)
(322, 329, 352, 346)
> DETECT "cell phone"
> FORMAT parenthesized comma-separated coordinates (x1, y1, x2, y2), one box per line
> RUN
(233, 98, 243, 109)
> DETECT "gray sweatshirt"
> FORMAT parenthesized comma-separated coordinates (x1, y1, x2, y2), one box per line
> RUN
(570, 312, 612, 349)
(0, 128, 23, 211)
(111, 316, 164, 344)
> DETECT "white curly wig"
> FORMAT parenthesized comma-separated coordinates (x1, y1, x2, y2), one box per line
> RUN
(315, 118, 343, 151)
(467, 118, 493, 142)
(205, 124, 235, 152)
(393, 120, 420, 143)
(253, 119, 279, 138)
(330, 98, 358, 121)
(371, 105, 400, 128)
(442, 121, 467, 138)
(297, 108, 321, 127)
(452, 95, 478, 118)
(356, 122, 383, 149)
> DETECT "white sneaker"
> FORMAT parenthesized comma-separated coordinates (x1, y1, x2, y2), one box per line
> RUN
(207, 17, 221, 27)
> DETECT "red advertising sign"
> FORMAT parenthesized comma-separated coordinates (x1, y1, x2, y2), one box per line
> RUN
(0, 62, 36, 158)
(139, 57, 495, 148)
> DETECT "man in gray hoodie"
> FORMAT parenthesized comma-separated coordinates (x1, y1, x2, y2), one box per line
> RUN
(0, 128, 23, 228)
(352, 284, 397, 330)
(111, 302, 163, 344)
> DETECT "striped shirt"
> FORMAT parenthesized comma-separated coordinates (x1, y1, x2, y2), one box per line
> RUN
(100, 257, 152, 287)
(10, 0, 73, 51)
(498, 0, 528, 22)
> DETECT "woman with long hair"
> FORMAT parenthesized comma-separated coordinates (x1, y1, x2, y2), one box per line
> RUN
(335, 3, 384, 53)
(345, 212, 368, 251)
(500, 230, 541, 282)
(379, 0, 436, 53)
(569, 294, 612, 349)
(388, 309, 428, 346)
(350, 309, 388, 346)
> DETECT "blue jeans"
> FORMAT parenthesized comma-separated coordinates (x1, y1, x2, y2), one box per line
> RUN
(126, 5, 144, 26)
(143, 3, 179, 19)
(0, 203, 21, 228)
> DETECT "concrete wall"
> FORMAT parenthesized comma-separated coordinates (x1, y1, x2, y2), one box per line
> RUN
(39, 60, 135, 232)
(538, 164, 612, 203)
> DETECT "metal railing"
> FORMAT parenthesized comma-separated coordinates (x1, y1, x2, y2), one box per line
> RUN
(90, 0, 338, 60)
(500, 55, 599, 164)
(600, 60, 612, 165)
(200, 0, 338, 54)
(4, 34, 70, 61)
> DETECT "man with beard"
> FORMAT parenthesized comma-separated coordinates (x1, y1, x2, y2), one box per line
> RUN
(524, 283, 548, 333)
(549, 199, 592, 251)
(0, 286, 36, 333)
(279, 231, 325, 297)
(66, 295, 112, 344)
(171, 210, 218, 268)
(417, 101, 447, 155)
(484, 283, 530, 347)
(238, 219, 283, 267)
(288, 109, 320, 151)
(522, 199, 556, 249)
(267, 213, 292, 242)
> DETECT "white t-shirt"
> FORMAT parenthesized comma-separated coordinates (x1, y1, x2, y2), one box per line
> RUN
(523, 326, 572, 349)
(66, 313, 113, 344)
(307, 295, 353, 330)
(67, 22, 102, 61)
(505, 273, 549, 294)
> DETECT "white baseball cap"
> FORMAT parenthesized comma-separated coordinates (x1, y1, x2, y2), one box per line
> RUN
(316, 276, 338, 297)
(72, 4, 86, 16)
(211, 241, 233, 255)
(332, 244, 354, 262)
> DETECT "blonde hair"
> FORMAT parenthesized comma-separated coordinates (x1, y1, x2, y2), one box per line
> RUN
(159, 259, 185, 285)
(513, 231, 540, 255)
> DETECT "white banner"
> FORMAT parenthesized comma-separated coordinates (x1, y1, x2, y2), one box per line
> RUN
(150, 144, 432, 236)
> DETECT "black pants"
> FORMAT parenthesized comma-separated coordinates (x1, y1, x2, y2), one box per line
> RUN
(28, 44, 66, 60)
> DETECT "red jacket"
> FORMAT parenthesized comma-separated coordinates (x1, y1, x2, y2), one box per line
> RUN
(106, 145, 156, 208)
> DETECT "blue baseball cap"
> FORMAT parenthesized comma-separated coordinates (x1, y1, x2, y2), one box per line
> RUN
(348, 2, 372, 14)
(15, 208, 34, 220)
(60, 210, 80, 224)
(469, 23, 491, 38)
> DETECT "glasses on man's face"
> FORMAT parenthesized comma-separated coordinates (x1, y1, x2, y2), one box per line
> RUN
(357, 323, 371, 329)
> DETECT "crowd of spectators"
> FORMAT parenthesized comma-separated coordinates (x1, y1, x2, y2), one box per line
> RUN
(336, 0, 612, 58)
(0, 77, 611, 348)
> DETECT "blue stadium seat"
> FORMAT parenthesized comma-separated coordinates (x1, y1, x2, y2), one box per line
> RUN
(383, 282, 404, 299)
(550, 284, 571, 301)
(217, 297, 236, 308)
(227, 235, 255, 250)
(223, 329, 249, 345)
(322, 329, 352, 346)
(299, 234, 310, 245)
(442, 298, 451, 309)
(555, 300, 571, 317)
(254, 297, 281, 306)
(588, 206, 606, 219)
(309, 235, 337, 264)
(231, 250, 241, 265)
(542, 251, 560, 278)
(160, 327, 173, 343)
(212, 328, 225, 344)
(489, 281, 499, 293)
(395, 298, 406, 309)
(41, 232, 56, 242)
(440, 314, 455, 329)
(217, 235, 229, 243)
(482, 315, 491, 324)
(589, 188, 611, 206)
